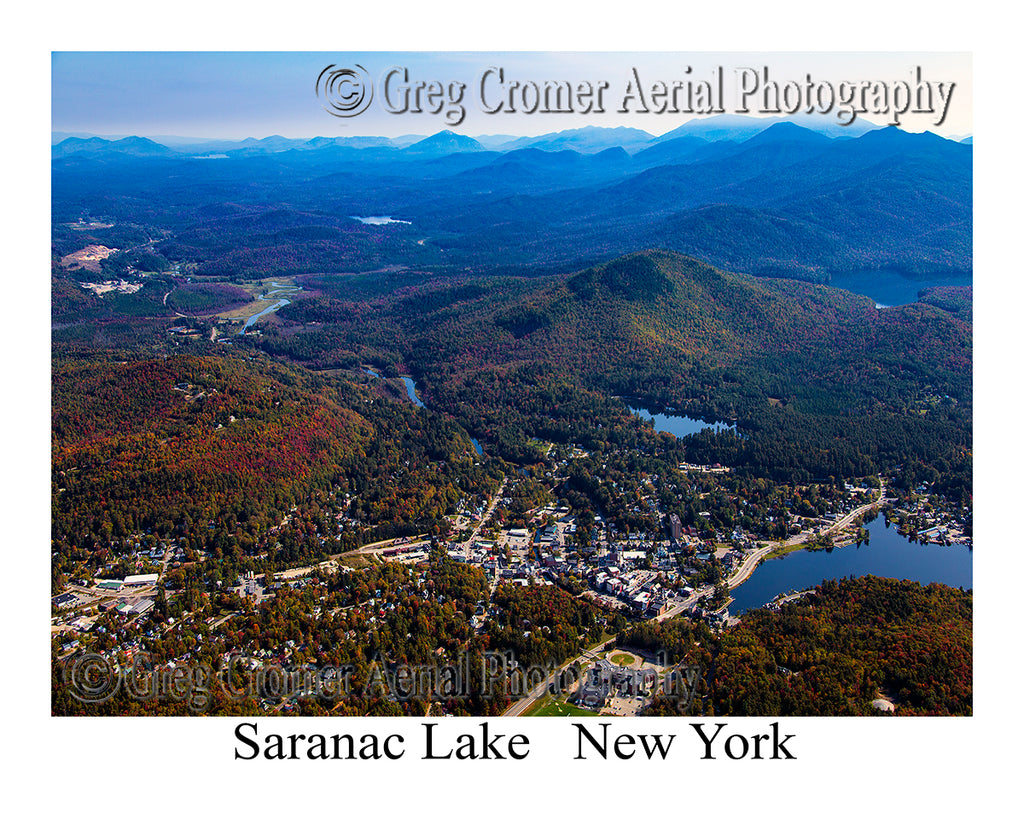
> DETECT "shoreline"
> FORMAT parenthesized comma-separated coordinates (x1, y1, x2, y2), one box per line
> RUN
(725, 490, 889, 596)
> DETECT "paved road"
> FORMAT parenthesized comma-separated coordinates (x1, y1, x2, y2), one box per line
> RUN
(502, 589, 710, 717)
(728, 487, 886, 591)
(772, 589, 814, 607)
(464, 477, 507, 559)
(823, 488, 887, 536)
(503, 635, 618, 717)
(728, 544, 776, 589)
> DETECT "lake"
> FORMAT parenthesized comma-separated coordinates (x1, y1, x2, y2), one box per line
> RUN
(729, 515, 972, 614)
(351, 216, 411, 225)
(629, 406, 736, 437)
(828, 269, 972, 308)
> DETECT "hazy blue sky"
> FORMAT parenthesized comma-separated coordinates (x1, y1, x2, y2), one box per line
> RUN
(52, 52, 972, 140)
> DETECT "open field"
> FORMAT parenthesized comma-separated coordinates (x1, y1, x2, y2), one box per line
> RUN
(215, 277, 301, 322)
(524, 696, 597, 718)
(334, 552, 374, 570)
(61, 244, 117, 273)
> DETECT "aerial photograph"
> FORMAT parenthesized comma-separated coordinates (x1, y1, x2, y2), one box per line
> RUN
(50, 51, 973, 720)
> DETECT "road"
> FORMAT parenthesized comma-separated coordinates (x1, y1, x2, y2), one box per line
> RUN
(501, 588, 710, 717)
(727, 543, 777, 589)
(158, 543, 175, 581)
(728, 486, 887, 591)
(822, 487, 887, 536)
(772, 589, 814, 607)
(502, 635, 618, 717)
(464, 477, 507, 559)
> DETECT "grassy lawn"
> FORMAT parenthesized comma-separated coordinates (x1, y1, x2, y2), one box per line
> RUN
(526, 697, 598, 718)
(610, 652, 635, 667)
(335, 553, 373, 570)
(765, 540, 810, 559)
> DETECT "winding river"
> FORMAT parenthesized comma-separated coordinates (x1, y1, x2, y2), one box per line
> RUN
(400, 376, 425, 408)
(238, 283, 301, 334)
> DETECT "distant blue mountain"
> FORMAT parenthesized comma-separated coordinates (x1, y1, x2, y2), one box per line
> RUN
(498, 126, 655, 154)
(404, 130, 486, 156)
(303, 135, 395, 150)
(474, 134, 520, 150)
(741, 121, 832, 146)
(653, 113, 881, 143)
(50, 122, 970, 284)
(52, 136, 176, 158)
(653, 114, 780, 143)
(452, 146, 632, 194)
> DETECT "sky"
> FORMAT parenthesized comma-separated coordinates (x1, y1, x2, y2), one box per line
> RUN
(52, 51, 973, 141)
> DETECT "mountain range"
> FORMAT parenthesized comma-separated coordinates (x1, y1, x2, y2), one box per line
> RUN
(51, 113, 905, 157)
(52, 116, 971, 284)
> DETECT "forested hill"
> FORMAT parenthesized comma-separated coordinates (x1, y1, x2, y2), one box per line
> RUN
(712, 576, 973, 716)
(631, 576, 972, 716)
(256, 249, 971, 497)
(51, 354, 500, 580)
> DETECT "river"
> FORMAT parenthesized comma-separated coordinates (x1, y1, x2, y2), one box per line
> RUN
(238, 283, 302, 334)
(400, 376, 425, 408)
(376, 372, 482, 453)
(729, 515, 972, 614)
(360, 368, 425, 407)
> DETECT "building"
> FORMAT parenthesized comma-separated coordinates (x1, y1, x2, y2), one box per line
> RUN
(667, 513, 683, 541)
(575, 659, 658, 709)
(124, 573, 159, 586)
(96, 579, 124, 591)
(131, 598, 155, 616)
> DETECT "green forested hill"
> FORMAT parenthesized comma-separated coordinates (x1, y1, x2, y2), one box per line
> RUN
(257, 250, 971, 496)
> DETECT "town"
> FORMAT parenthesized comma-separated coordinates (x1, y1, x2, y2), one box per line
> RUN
(51, 425, 970, 717)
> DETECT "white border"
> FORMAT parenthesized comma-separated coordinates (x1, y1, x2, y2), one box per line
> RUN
(9, 1, 1018, 814)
